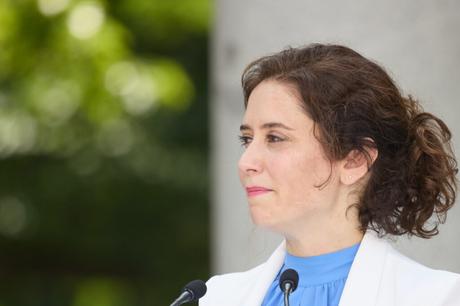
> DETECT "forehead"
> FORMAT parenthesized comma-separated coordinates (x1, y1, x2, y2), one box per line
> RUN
(243, 80, 311, 128)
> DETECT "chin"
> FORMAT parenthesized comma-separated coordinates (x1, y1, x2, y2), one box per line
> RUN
(249, 206, 279, 230)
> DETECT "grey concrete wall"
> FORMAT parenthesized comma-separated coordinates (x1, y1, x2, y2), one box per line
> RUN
(210, 0, 460, 275)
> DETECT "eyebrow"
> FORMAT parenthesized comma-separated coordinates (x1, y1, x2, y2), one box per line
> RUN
(239, 122, 294, 131)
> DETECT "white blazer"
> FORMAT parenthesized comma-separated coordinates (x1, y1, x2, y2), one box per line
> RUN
(200, 232, 460, 306)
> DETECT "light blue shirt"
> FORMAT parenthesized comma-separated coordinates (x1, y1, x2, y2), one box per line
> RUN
(262, 243, 360, 306)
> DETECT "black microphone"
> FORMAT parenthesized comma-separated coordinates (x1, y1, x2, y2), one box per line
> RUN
(279, 269, 299, 306)
(170, 279, 207, 306)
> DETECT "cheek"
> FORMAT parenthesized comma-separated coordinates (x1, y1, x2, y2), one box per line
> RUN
(272, 150, 329, 184)
(270, 150, 332, 202)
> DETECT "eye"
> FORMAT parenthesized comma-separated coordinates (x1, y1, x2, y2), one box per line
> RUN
(267, 134, 284, 143)
(238, 135, 252, 147)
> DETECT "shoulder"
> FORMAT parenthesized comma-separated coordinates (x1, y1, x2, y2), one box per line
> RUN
(200, 263, 265, 305)
(200, 241, 286, 306)
(384, 244, 460, 305)
(386, 244, 459, 281)
(206, 262, 266, 290)
(341, 232, 460, 306)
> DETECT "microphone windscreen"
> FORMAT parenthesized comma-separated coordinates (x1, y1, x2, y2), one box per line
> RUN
(183, 279, 207, 301)
(279, 269, 299, 292)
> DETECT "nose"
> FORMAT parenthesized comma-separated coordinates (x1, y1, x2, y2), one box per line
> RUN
(238, 141, 263, 176)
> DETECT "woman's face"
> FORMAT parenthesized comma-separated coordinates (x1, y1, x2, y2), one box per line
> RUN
(238, 80, 342, 233)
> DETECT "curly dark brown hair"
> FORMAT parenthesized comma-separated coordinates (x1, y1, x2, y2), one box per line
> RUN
(241, 44, 458, 238)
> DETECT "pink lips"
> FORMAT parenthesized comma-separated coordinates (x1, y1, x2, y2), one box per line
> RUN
(245, 186, 272, 197)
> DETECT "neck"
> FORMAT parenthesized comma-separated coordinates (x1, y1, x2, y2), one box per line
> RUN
(284, 207, 364, 257)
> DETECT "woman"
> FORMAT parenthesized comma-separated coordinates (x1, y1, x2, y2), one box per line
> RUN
(201, 44, 460, 306)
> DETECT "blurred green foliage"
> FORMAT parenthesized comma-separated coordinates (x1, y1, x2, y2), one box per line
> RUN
(0, 0, 210, 305)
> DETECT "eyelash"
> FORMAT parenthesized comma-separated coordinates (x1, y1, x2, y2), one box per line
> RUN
(238, 134, 284, 147)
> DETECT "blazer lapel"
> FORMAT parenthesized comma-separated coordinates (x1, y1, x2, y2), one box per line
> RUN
(244, 241, 286, 306)
(339, 231, 389, 306)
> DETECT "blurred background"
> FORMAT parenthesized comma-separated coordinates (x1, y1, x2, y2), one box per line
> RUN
(2, 0, 460, 305)
(0, 0, 210, 305)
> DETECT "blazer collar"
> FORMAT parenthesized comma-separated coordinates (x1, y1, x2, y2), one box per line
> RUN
(338, 231, 389, 306)
(249, 231, 389, 306)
